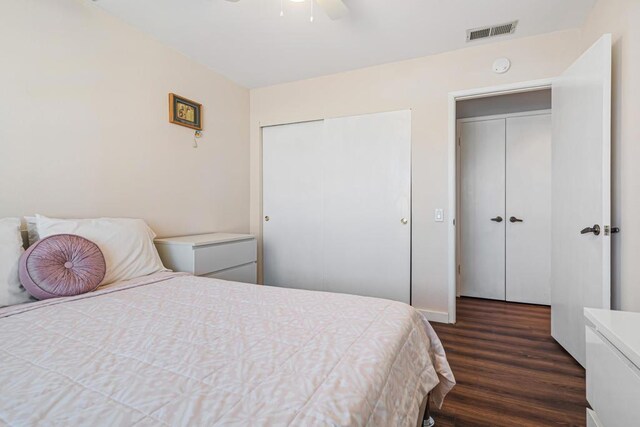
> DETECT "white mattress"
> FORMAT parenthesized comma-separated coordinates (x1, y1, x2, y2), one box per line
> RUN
(0, 273, 454, 426)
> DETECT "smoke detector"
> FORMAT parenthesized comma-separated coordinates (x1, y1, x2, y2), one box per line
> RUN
(493, 58, 511, 74)
(467, 21, 518, 42)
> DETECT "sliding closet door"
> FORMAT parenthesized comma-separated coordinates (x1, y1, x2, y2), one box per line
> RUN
(459, 119, 506, 300)
(262, 121, 325, 291)
(263, 111, 411, 303)
(506, 114, 552, 305)
(322, 111, 411, 303)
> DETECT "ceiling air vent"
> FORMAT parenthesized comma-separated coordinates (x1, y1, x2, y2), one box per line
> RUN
(467, 20, 518, 42)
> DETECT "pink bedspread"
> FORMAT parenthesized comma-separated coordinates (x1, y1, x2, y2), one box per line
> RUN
(0, 273, 454, 426)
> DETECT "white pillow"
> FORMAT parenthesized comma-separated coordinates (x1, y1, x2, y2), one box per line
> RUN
(0, 218, 31, 307)
(36, 215, 167, 286)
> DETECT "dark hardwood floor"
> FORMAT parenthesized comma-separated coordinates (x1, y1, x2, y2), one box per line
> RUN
(430, 297, 587, 427)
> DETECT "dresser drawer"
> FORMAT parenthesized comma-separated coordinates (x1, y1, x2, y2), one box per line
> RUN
(587, 409, 603, 427)
(194, 239, 257, 276)
(586, 326, 640, 427)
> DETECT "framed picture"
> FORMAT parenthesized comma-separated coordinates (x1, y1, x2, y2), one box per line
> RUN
(169, 93, 202, 130)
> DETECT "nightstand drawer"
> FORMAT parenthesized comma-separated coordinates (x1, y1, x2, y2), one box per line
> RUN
(194, 239, 257, 276)
(203, 262, 257, 284)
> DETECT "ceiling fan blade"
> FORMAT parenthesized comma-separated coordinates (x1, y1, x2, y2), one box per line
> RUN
(316, 0, 349, 20)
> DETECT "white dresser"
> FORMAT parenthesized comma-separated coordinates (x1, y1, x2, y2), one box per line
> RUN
(155, 233, 257, 284)
(584, 308, 640, 427)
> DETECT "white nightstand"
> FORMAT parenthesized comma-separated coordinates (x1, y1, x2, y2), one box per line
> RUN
(154, 233, 257, 284)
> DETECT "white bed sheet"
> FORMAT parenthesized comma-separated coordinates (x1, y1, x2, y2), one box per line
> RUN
(0, 273, 454, 426)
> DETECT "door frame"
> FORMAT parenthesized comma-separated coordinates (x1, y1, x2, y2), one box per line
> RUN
(447, 78, 553, 324)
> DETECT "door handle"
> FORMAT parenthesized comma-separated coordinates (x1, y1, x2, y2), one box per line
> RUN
(581, 224, 600, 235)
(490, 216, 503, 223)
(509, 216, 523, 223)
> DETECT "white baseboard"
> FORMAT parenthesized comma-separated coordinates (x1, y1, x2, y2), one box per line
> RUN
(418, 309, 450, 324)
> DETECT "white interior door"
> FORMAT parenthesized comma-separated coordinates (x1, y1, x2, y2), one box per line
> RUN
(506, 113, 552, 305)
(262, 121, 325, 291)
(322, 111, 411, 303)
(551, 34, 612, 367)
(459, 119, 506, 300)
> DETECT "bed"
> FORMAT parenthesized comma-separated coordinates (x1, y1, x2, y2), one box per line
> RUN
(0, 272, 454, 426)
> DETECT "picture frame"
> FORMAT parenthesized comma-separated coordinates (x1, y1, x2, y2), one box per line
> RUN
(169, 93, 202, 130)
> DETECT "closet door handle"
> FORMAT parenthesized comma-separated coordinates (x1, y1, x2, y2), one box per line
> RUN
(581, 224, 600, 236)
(490, 216, 503, 223)
(509, 216, 523, 223)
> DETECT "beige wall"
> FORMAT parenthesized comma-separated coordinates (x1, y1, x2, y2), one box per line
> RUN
(581, 0, 640, 312)
(0, 0, 250, 237)
(250, 30, 584, 317)
(6, 0, 636, 315)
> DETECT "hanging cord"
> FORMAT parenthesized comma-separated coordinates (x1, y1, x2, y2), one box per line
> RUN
(280, 0, 284, 16)
(310, 0, 314, 22)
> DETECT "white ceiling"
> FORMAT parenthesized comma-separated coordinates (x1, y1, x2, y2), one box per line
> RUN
(93, 0, 596, 88)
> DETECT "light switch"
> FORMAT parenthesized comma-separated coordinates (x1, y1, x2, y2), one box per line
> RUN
(435, 209, 444, 222)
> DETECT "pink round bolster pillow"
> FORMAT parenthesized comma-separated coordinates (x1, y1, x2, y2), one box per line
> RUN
(19, 234, 106, 300)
